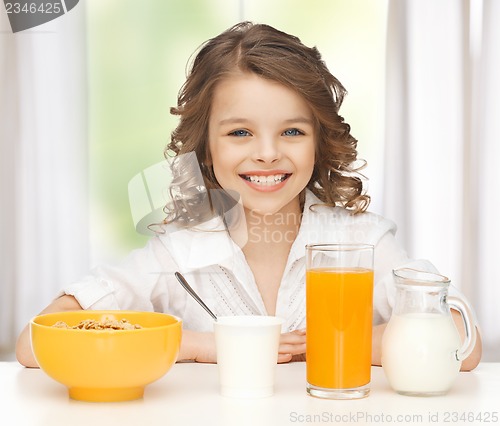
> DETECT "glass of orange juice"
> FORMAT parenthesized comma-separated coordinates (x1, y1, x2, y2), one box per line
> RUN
(306, 243, 374, 399)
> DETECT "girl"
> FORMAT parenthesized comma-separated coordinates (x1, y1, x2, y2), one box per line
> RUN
(16, 22, 482, 368)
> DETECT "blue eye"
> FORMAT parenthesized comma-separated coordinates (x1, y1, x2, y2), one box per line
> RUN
(283, 128, 303, 136)
(229, 129, 251, 137)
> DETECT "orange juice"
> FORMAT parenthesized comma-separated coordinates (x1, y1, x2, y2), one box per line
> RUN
(306, 267, 374, 389)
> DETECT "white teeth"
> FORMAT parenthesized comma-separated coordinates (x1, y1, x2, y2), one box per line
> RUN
(244, 174, 288, 185)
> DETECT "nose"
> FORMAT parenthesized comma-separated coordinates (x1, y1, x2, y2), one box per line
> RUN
(252, 136, 281, 164)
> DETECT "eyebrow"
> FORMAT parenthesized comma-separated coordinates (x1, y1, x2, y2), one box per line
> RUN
(218, 118, 251, 126)
(283, 117, 314, 125)
(218, 117, 313, 126)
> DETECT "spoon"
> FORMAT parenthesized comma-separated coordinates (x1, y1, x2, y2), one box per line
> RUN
(175, 272, 218, 322)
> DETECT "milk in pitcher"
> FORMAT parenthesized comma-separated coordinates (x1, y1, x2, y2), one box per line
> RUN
(382, 312, 461, 395)
(382, 268, 477, 396)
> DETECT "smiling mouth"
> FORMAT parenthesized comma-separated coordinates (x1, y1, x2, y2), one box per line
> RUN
(239, 173, 291, 186)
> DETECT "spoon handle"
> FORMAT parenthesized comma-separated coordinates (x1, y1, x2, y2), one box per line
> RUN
(174, 272, 218, 322)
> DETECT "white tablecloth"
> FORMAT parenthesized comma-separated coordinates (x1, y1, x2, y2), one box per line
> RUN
(1, 362, 499, 426)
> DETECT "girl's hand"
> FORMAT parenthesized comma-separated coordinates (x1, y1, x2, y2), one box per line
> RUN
(278, 329, 306, 363)
(16, 295, 83, 368)
(178, 330, 217, 363)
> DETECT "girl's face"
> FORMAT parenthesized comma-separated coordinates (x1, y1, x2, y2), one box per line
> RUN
(208, 73, 315, 216)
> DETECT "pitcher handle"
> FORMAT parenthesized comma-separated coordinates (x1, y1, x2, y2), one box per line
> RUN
(447, 296, 477, 361)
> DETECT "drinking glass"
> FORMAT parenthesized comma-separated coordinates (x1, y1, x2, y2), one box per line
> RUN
(306, 243, 374, 399)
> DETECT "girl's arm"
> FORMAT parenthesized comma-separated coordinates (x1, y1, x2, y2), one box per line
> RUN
(16, 295, 83, 368)
(451, 310, 482, 371)
(371, 323, 387, 367)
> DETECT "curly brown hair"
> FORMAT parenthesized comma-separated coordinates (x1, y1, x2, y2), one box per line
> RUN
(167, 21, 369, 215)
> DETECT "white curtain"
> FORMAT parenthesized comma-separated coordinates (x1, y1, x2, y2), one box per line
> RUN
(384, 0, 500, 361)
(0, 7, 88, 358)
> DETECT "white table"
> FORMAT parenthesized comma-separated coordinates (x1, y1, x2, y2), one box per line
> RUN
(1, 362, 499, 426)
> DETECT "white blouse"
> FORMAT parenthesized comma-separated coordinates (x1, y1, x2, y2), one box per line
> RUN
(62, 190, 439, 332)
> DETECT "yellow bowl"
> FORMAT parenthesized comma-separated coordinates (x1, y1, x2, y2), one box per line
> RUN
(30, 310, 182, 402)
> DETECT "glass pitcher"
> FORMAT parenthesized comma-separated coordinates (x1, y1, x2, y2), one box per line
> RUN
(381, 268, 477, 396)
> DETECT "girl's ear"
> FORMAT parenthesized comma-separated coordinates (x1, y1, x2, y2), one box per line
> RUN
(200, 153, 213, 179)
(204, 151, 213, 167)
